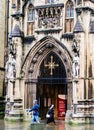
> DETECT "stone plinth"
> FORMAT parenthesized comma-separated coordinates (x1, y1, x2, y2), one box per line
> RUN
(5, 98, 24, 121)
(65, 99, 94, 124)
(4, 110, 23, 121)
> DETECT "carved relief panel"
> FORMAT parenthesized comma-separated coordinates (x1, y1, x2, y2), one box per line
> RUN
(37, 5, 63, 29)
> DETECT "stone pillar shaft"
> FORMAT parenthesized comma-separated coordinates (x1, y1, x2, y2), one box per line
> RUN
(7, 80, 13, 102)
(14, 38, 22, 98)
(73, 81, 77, 104)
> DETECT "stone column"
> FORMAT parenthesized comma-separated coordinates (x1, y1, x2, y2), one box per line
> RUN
(83, 10, 91, 99)
(73, 80, 78, 104)
(79, 33, 85, 99)
(24, 7, 28, 36)
(32, 84, 37, 103)
(14, 38, 22, 98)
(0, 0, 6, 96)
(7, 80, 14, 102)
(20, 79, 25, 109)
(72, 80, 78, 115)
(90, 34, 94, 98)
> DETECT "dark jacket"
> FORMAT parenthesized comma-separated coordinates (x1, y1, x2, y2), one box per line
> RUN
(29, 104, 39, 116)
(48, 108, 54, 118)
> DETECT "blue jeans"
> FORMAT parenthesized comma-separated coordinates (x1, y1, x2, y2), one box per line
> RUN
(31, 115, 40, 124)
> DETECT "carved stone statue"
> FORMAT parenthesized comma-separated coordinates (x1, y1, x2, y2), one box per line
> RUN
(72, 37, 80, 54)
(5, 53, 16, 79)
(72, 55, 80, 78)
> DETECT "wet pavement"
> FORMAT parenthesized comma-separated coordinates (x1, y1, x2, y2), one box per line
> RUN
(0, 120, 94, 130)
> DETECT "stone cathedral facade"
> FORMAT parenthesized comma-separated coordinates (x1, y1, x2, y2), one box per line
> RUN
(5, 0, 94, 123)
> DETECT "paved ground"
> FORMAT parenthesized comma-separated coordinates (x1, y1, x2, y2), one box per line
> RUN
(28, 120, 65, 130)
(0, 120, 65, 130)
(25, 120, 94, 130)
(45, 120, 65, 130)
(0, 119, 94, 130)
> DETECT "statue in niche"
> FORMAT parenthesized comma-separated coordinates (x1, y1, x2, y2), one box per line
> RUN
(72, 37, 80, 54)
(5, 53, 16, 80)
(72, 54, 80, 78)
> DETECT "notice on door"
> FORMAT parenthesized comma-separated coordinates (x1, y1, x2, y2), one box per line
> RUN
(58, 95, 67, 119)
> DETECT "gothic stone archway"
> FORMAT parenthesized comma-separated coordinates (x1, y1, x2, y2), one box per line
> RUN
(21, 36, 72, 119)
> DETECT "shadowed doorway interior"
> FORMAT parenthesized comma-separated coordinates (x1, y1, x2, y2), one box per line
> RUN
(37, 52, 68, 119)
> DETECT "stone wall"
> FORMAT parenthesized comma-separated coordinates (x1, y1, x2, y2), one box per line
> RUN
(0, 0, 6, 96)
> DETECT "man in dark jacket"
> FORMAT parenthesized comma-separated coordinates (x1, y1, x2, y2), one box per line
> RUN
(29, 100, 40, 124)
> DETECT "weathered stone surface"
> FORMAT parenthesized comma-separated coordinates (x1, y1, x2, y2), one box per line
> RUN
(0, 0, 5, 68)
(0, 0, 5, 96)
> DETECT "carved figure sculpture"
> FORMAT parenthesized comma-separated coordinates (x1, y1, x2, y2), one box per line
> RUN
(72, 55, 80, 78)
(5, 53, 16, 79)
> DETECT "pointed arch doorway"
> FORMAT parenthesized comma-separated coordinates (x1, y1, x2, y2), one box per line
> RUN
(37, 52, 68, 119)
(22, 36, 73, 120)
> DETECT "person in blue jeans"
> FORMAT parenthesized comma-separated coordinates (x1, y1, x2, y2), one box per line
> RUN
(29, 100, 40, 124)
